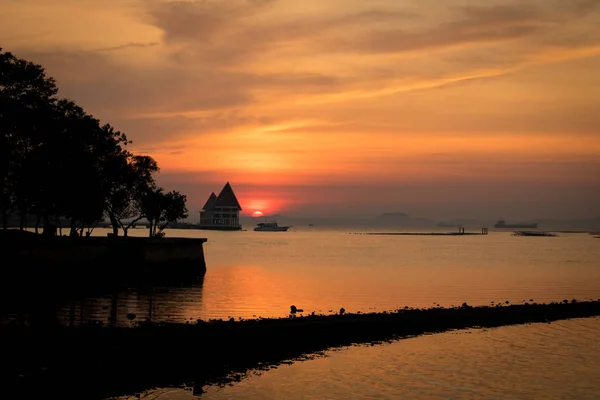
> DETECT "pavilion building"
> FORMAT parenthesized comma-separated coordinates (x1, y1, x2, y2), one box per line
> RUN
(198, 182, 242, 230)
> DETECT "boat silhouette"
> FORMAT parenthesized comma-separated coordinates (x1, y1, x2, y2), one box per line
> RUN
(254, 221, 291, 232)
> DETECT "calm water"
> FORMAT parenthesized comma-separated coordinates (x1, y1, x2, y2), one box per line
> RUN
(111, 317, 600, 400)
(10, 227, 600, 400)
(51, 228, 600, 326)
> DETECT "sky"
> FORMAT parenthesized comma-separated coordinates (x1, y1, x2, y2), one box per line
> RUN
(1, 0, 599, 220)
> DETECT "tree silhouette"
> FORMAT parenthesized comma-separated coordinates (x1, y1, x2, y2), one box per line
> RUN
(106, 155, 160, 237)
(143, 189, 188, 238)
(1, 47, 58, 230)
(0, 48, 188, 236)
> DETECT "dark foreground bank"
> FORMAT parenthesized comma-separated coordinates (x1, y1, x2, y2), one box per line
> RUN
(1, 300, 600, 400)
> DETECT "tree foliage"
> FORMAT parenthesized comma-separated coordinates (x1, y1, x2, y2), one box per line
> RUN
(0, 48, 187, 236)
(106, 155, 160, 236)
(143, 189, 189, 238)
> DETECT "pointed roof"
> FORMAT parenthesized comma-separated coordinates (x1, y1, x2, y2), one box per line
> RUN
(202, 192, 217, 210)
(214, 182, 242, 210)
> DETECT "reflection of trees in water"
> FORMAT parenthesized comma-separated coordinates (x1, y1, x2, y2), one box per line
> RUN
(137, 276, 206, 324)
(61, 276, 205, 327)
(65, 294, 107, 327)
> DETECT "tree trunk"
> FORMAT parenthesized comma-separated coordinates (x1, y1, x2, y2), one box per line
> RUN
(19, 212, 25, 231)
(42, 214, 56, 237)
(86, 221, 97, 237)
(35, 214, 41, 234)
(148, 220, 153, 238)
(108, 214, 119, 236)
(123, 226, 128, 237)
(70, 218, 78, 236)
(109, 291, 119, 327)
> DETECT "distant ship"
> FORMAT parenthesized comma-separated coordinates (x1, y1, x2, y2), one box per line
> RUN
(494, 218, 538, 229)
(254, 221, 291, 232)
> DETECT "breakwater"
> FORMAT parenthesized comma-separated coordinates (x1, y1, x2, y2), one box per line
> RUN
(352, 227, 489, 236)
(353, 232, 485, 236)
(2, 300, 599, 400)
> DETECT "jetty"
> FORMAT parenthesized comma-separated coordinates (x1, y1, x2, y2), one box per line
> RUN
(353, 227, 489, 236)
(512, 231, 557, 237)
(2, 299, 598, 400)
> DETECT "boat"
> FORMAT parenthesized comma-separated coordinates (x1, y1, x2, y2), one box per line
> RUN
(254, 221, 290, 232)
(494, 218, 538, 229)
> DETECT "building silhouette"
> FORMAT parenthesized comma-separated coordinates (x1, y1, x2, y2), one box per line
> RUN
(198, 182, 242, 230)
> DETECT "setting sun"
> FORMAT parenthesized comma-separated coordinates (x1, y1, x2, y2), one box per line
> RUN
(252, 211, 264, 218)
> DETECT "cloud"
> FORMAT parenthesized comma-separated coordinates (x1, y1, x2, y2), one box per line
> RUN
(117, 110, 283, 146)
(90, 42, 160, 53)
(134, 0, 600, 112)
(146, 0, 277, 43)
(4, 0, 600, 190)
(320, 2, 600, 55)
(19, 50, 253, 115)
(569, 0, 600, 17)
(144, 1, 417, 65)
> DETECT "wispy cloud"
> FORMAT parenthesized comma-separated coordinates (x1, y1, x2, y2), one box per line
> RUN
(90, 41, 160, 53)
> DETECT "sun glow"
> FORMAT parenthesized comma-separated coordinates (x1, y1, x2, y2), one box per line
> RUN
(252, 211, 264, 218)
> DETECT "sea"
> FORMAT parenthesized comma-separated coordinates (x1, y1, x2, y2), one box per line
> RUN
(14, 227, 600, 398)
(115, 317, 600, 400)
(58, 227, 600, 326)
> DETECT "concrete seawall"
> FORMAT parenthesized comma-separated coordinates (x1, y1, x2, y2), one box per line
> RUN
(11, 236, 207, 268)
(1, 231, 207, 305)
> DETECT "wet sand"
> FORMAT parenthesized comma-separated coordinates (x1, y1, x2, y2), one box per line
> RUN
(1, 300, 599, 400)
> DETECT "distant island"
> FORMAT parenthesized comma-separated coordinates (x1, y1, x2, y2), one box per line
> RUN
(494, 218, 538, 229)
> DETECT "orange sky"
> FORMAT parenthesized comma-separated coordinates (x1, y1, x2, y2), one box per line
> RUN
(2, 0, 599, 219)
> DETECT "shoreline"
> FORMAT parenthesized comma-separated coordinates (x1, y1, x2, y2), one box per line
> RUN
(2, 300, 599, 399)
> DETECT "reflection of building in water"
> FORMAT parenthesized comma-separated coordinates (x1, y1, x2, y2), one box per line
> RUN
(198, 182, 242, 230)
